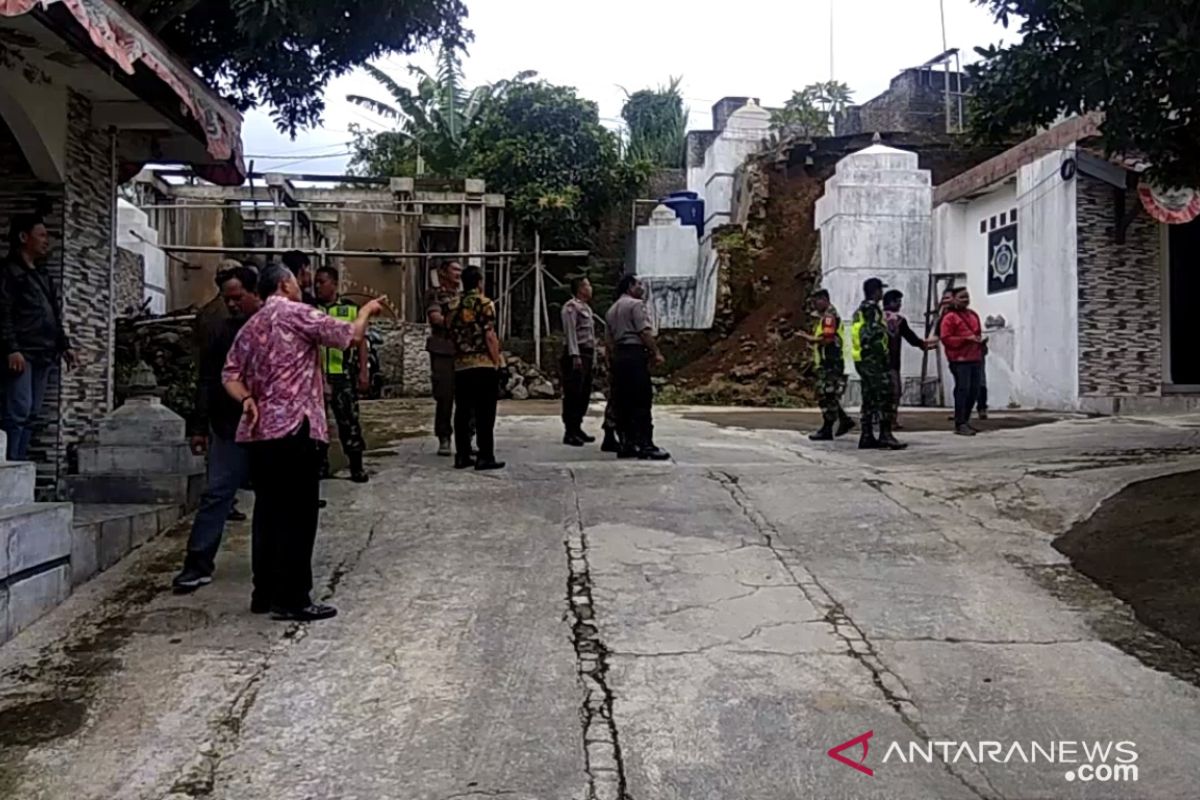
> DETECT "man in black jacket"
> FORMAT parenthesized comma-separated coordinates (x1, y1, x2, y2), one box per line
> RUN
(0, 215, 75, 462)
(173, 265, 262, 594)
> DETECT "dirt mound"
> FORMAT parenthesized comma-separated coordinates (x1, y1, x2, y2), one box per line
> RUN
(668, 167, 824, 405)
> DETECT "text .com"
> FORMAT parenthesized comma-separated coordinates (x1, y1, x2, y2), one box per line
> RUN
(828, 732, 1139, 783)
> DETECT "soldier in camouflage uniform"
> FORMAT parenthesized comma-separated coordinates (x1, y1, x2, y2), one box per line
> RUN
(314, 266, 370, 483)
(851, 278, 906, 450)
(802, 289, 855, 441)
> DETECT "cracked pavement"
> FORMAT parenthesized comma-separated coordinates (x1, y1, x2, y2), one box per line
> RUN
(2, 403, 1200, 799)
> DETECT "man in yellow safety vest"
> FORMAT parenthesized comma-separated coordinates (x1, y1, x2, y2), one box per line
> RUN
(314, 266, 370, 483)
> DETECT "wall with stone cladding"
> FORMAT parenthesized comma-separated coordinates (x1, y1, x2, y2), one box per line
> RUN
(1076, 174, 1163, 397)
(372, 319, 434, 397)
(115, 247, 145, 316)
(44, 92, 116, 496)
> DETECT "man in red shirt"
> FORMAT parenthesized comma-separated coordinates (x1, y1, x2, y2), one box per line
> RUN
(938, 287, 987, 436)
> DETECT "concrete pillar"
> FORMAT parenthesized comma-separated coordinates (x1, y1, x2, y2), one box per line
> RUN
(814, 142, 933, 389)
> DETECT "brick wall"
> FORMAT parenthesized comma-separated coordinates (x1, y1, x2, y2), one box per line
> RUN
(1077, 174, 1163, 397)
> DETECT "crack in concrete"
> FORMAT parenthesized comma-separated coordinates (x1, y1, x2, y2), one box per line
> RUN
(874, 636, 1088, 646)
(565, 469, 632, 800)
(611, 620, 835, 659)
(862, 478, 969, 554)
(710, 470, 1001, 800)
(167, 516, 383, 798)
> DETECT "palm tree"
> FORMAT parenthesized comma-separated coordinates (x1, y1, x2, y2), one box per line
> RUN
(348, 42, 535, 176)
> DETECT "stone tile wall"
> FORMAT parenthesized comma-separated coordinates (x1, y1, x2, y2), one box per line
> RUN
(1076, 174, 1163, 397)
(115, 246, 145, 317)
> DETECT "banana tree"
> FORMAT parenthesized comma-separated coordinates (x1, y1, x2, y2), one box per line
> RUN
(348, 42, 535, 176)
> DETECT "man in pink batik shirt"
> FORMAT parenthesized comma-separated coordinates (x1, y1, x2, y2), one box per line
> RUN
(223, 264, 384, 622)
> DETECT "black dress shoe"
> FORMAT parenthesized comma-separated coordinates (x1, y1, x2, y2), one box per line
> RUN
(455, 455, 476, 470)
(637, 446, 672, 461)
(227, 508, 247, 522)
(350, 470, 370, 484)
(475, 459, 506, 471)
(563, 433, 585, 447)
(271, 603, 338, 622)
(577, 431, 597, 443)
(601, 430, 622, 453)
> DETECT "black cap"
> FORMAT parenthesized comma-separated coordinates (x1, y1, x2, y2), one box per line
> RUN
(863, 277, 887, 296)
(809, 288, 830, 300)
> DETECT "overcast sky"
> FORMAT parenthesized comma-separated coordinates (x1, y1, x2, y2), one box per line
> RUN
(241, 0, 1018, 175)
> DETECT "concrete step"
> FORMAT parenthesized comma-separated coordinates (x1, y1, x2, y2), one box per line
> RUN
(77, 443, 203, 476)
(0, 502, 75, 645)
(71, 503, 181, 588)
(64, 473, 204, 509)
(0, 502, 74, 582)
(0, 461, 36, 509)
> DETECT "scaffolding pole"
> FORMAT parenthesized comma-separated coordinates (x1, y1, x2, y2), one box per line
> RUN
(533, 231, 543, 369)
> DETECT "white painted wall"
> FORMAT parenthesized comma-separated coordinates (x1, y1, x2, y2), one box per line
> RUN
(932, 184, 1020, 408)
(1014, 147, 1079, 409)
(698, 103, 771, 238)
(815, 144, 933, 380)
(636, 206, 701, 329)
(0, 67, 67, 182)
(635, 101, 769, 330)
(117, 200, 167, 314)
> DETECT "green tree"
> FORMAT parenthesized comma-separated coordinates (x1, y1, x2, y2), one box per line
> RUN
(347, 43, 535, 177)
(465, 82, 649, 247)
(118, 0, 469, 135)
(969, 1, 1200, 187)
(770, 81, 854, 139)
(621, 77, 688, 168)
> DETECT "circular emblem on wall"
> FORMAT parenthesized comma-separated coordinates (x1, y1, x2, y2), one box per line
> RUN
(991, 235, 1017, 282)
(1139, 182, 1200, 224)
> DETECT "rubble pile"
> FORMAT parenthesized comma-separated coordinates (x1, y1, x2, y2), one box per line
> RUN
(499, 354, 559, 400)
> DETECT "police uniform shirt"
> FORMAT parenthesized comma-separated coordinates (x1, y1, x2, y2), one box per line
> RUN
(605, 295, 651, 346)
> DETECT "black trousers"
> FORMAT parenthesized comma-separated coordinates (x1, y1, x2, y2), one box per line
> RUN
(977, 354, 989, 412)
(950, 361, 984, 427)
(431, 354, 456, 440)
(455, 367, 499, 460)
(612, 345, 653, 450)
(248, 420, 321, 611)
(560, 349, 595, 434)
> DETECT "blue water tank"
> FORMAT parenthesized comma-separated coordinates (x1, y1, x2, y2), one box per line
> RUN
(660, 191, 704, 239)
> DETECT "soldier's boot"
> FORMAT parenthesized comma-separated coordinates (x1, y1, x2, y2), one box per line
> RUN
(877, 421, 909, 451)
(858, 420, 881, 450)
(835, 412, 856, 438)
(601, 427, 622, 454)
(348, 451, 370, 484)
(809, 423, 834, 441)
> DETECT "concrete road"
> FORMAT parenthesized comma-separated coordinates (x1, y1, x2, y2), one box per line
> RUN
(2, 402, 1200, 800)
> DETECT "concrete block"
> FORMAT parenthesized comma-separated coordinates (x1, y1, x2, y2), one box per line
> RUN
(157, 505, 182, 533)
(0, 503, 73, 580)
(97, 398, 186, 446)
(66, 473, 205, 508)
(7, 564, 70, 638)
(71, 522, 100, 588)
(98, 518, 132, 572)
(0, 461, 35, 508)
(130, 508, 160, 549)
(78, 444, 203, 476)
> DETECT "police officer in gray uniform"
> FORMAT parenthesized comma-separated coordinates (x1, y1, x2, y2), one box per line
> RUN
(605, 274, 670, 461)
